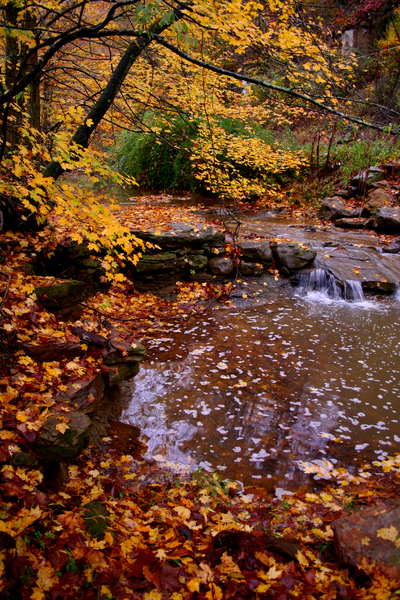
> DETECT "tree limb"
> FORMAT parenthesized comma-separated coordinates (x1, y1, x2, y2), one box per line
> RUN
(154, 35, 390, 132)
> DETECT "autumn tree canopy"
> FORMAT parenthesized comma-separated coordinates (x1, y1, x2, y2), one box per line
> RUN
(0, 0, 395, 247)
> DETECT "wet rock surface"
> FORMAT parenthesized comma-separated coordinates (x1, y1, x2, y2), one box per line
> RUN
(333, 502, 400, 578)
(208, 255, 234, 275)
(271, 242, 316, 274)
(238, 240, 273, 266)
(365, 207, 400, 234)
(315, 246, 400, 292)
(318, 197, 347, 221)
(334, 217, 367, 229)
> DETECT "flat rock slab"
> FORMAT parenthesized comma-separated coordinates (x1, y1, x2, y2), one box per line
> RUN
(136, 252, 184, 274)
(316, 246, 400, 291)
(333, 502, 400, 578)
(334, 218, 367, 229)
(130, 223, 225, 251)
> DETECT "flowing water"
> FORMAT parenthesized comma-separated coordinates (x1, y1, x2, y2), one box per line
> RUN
(122, 207, 400, 490)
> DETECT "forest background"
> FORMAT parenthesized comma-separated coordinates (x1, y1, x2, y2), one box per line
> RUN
(2, 1, 400, 599)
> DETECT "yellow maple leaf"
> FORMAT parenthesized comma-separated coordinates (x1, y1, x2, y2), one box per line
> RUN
(173, 505, 191, 520)
(100, 586, 112, 599)
(187, 579, 200, 592)
(205, 584, 223, 600)
(266, 565, 282, 579)
(55, 423, 70, 434)
(36, 564, 57, 591)
(296, 550, 309, 568)
(377, 525, 399, 542)
(30, 587, 45, 600)
(143, 591, 163, 600)
(255, 584, 271, 593)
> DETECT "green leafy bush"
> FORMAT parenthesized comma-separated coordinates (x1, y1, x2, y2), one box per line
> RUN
(111, 113, 199, 192)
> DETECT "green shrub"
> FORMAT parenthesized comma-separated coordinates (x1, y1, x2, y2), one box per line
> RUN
(111, 113, 199, 192)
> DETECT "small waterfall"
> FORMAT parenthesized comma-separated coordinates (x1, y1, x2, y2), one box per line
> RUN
(343, 280, 365, 302)
(298, 269, 342, 299)
(298, 268, 365, 302)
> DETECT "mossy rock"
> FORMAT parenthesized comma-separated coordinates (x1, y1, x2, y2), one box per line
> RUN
(33, 412, 91, 461)
(270, 242, 316, 273)
(35, 280, 92, 311)
(11, 452, 39, 468)
(82, 501, 110, 540)
(185, 254, 208, 272)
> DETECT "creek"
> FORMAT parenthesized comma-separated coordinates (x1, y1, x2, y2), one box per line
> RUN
(121, 203, 400, 490)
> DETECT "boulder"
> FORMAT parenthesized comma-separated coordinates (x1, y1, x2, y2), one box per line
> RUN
(351, 167, 385, 192)
(270, 242, 316, 273)
(365, 207, 400, 234)
(333, 502, 400, 578)
(106, 361, 140, 387)
(208, 256, 234, 276)
(379, 162, 400, 176)
(318, 197, 347, 221)
(33, 412, 91, 461)
(11, 452, 39, 468)
(318, 197, 360, 222)
(74, 258, 106, 288)
(184, 254, 208, 272)
(363, 189, 392, 216)
(103, 334, 147, 365)
(72, 327, 108, 347)
(334, 218, 367, 229)
(238, 241, 273, 266)
(35, 280, 92, 312)
(315, 246, 400, 292)
(239, 261, 264, 276)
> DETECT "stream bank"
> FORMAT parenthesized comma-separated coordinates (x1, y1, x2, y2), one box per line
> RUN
(2, 188, 400, 597)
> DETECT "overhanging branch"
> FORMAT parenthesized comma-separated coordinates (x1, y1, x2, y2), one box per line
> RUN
(154, 35, 389, 132)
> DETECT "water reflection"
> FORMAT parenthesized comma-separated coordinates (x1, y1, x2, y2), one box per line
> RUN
(122, 292, 400, 490)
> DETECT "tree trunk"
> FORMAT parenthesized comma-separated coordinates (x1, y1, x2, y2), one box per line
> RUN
(43, 11, 183, 180)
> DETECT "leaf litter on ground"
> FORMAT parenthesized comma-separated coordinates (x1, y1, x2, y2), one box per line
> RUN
(1, 198, 400, 598)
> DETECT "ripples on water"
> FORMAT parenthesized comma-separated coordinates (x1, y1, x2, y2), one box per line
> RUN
(122, 288, 400, 490)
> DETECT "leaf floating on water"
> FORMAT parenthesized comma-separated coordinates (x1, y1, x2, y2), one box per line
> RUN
(190, 348, 205, 356)
(216, 362, 228, 370)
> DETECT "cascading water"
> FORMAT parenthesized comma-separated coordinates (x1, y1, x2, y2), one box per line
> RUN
(343, 280, 365, 302)
(297, 268, 365, 302)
